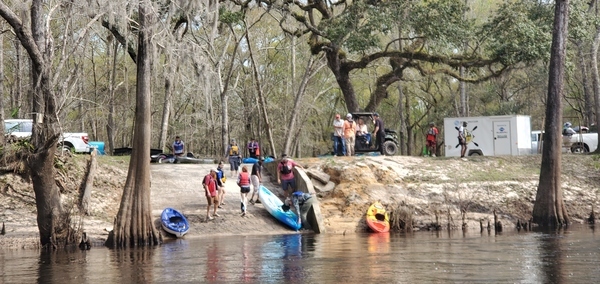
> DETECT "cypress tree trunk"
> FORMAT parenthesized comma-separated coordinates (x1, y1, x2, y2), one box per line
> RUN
(532, 0, 570, 227)
(107, 0, 159, 247)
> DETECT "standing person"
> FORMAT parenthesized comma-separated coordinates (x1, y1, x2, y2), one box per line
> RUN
(226, 140, 242, 177)
(344, 113, 356, 156)
(172, 136, 185, 157)
(372, 113, 386, 155)
(216, 162, 226, 208)
(238, 166, 251, 217)
(332, 114, 345, 156)
(247, 138, 260, 159)
(285, 190, 314, 230)
(458, 121, 468, 158)
(202, 169, 220, 221)
(277, 154, 304, 198)
(249, 158, 263, 205)
(426, 122, 439, 157)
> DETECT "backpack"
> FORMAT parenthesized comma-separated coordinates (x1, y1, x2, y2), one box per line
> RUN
(229, 145, 239, 156)
(280, 162, 292, 175)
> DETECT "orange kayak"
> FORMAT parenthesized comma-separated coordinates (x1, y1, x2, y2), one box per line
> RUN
(366, 202, 390, 233)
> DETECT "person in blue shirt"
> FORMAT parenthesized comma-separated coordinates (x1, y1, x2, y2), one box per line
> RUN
(216, 161, 226, 208)
(172, 136, 185, 157)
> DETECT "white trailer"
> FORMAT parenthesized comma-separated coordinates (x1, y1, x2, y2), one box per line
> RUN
(443, 115, 532, 157)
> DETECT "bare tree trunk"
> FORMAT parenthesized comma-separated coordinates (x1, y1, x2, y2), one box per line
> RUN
(459, 67, 468, 117)
(323, 47, 360, 112)
(405, 92, 413, 155)
(107, 39, 119, 155)
(397, 84, 406, 155)
(0, 0, 68, 247)
(0, 22, 5, 145)
(532, 0, 570, 227)
(159, 52, 173, 152)
(107, 0, 159, 247)
(283, 56, 325, 155)
(245, 31, 277, 158)
(576, 42, 593, 126)
(591, 26, 600, 153)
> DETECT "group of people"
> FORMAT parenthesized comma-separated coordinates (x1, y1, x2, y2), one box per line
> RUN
(202, 158, 265, 220)
(200, 151, 313, 229)
(332, 113, 385, 156)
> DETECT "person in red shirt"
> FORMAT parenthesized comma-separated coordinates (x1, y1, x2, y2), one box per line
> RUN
(202, 169, 220, 221)
(426, 122, 439, 157)
(277, 154, 304, 198)
(238, 166, 252, 216)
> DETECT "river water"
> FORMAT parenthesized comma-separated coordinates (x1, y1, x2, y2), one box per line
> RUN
(1, 225, 599, 283)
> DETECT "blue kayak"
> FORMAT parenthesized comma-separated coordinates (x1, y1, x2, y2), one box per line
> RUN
(258, 185, 301, 231)
(242, 157, 274, 164)
(161, 208, 190, 237)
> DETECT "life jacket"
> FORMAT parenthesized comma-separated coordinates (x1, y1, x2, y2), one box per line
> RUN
(239, 172, 250, 186)
(173, 141, 184, 153)
(280, 161, 292, 175)
(229, 145, 239, 156)
(427, 127, 437, 136)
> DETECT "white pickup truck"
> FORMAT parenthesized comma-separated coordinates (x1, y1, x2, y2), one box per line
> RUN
(563, 132, 598, 153)
(531, 130, 598, 153)
(4, 119, 90, 153)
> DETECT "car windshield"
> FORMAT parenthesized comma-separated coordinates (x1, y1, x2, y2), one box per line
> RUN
(4, 120, 33, 134)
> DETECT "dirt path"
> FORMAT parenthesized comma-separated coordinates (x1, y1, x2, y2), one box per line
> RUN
(150, 163, 298, 239)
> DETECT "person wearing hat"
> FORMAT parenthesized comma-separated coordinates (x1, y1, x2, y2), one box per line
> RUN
(202, 168, 220, 221)
(426, 122, 439, 157)
(563, 122, 576, 137)
(333, 113, 346, 156)
(344, 113, 357, 156)
(372, 113, 385, 155)
(284, 190, 314, 230)
(249, 157, 264, 205)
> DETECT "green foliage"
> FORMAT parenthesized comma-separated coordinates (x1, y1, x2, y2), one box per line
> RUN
(320, 0, 411, 52)
(220, 7, 244, 25)
(10, 139, 35, 153)
(567, 0, 598, 42)
(482, 0, 553, 65)
(409, 0, 474, 48)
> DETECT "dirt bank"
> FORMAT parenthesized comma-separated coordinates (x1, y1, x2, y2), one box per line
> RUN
(1, 154, 599, 249)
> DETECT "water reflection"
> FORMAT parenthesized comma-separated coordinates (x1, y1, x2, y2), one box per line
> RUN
(539, 231, 564, 284)
(38, 247, 88, 284)
(2, 226, 600, 283)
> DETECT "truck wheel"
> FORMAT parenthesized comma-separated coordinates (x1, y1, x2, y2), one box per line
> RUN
(382, 141, 398, 156)
(571, 144, 588, 153)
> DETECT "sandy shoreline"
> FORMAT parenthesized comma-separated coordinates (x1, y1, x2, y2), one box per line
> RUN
(2, 154, 599, 250)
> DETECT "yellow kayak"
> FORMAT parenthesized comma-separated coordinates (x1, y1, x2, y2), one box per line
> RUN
(366, 202, 390, 233)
